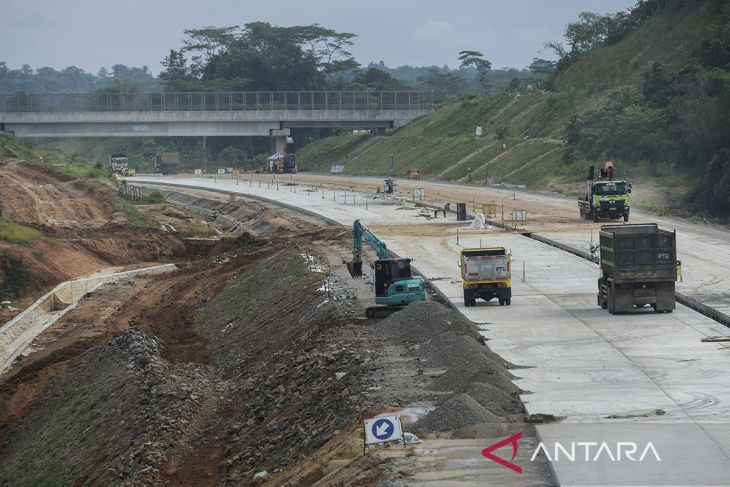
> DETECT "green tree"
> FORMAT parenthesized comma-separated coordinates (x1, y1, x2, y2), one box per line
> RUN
(351, 68, 407, 91)
(642, 62, 675, 108)
(421, 68, 467, 99)
(701, 149, 730, 215)
(217, 146, 246, 168)
(161, 22, 359, 92)
(495, 124, 509, 142)
(458, 50, 492, 96)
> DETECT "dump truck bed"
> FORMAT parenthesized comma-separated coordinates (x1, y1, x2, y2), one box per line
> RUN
(460, 248, 510, 283)
(599, 224, 676, 283)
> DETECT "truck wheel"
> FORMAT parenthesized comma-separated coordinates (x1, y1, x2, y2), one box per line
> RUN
(505, 298, 511, 306)
(498, 298, 504, 306)
(601, 299, 608, 309)
(624, 214, 629, 222)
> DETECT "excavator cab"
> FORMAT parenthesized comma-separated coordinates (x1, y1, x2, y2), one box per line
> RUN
(374, 258, 413, 297)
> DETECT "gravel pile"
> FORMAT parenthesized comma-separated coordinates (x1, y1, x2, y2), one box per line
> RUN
(375, 300, 484, 344)
(418, 333, 514, 393)
(467, 381, 524, 416)
(378, 301, 531, 438)
(412, 394, 500, 434)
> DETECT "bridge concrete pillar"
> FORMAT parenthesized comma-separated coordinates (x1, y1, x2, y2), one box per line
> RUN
(270, 128, 290, 154)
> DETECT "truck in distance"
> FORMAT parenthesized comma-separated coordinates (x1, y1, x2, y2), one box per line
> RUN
(109, 153, 129, 176)
(597, 223, 677, 314)
(578, 161, 632, 222)
(460, 247, 512, 307)
(154, 152, 180, 175)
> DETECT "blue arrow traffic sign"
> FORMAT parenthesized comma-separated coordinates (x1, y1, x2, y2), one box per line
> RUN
(371, 418, 395, 440)
(364, 415, 403, 446)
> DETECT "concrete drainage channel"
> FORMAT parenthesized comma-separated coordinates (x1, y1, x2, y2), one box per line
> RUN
(0, 264, 177, 373)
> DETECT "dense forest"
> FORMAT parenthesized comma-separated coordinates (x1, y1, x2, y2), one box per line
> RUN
(0, 62, 160, 93)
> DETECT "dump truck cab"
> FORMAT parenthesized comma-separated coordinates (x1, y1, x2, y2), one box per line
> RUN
(460, 247, 512, 307)
(589, 180, 631, 221)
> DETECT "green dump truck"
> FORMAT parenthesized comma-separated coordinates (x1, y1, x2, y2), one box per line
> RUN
(597, 223, 677, 314)
(154, 152, 180, 175)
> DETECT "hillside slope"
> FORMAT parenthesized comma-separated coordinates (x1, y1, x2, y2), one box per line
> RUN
(298, 0, 725, 212)
(298, 91, 576, 189)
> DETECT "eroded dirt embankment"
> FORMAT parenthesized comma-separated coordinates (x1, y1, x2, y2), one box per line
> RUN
(0, 160, 193, 309)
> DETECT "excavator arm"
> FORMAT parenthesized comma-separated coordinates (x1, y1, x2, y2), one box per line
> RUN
(348, 219, 390, 277)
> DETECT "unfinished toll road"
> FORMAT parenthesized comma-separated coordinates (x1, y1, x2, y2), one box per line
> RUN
(2, 166, 552, 486)
(133, 174, 730, 486)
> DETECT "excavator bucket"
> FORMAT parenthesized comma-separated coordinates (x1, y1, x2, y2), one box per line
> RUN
(347, 261, 363, 278)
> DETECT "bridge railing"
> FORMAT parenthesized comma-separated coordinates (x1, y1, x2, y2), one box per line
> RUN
(0, 91, 433, 113)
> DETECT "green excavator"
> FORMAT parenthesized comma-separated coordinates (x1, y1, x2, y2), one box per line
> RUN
(347, 220, 427, 318)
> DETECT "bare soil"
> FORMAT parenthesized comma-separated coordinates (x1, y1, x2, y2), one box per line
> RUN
(0, 160, 193, 304)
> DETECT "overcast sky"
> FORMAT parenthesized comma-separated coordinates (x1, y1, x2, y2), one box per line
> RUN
(1, 0, 636, 74)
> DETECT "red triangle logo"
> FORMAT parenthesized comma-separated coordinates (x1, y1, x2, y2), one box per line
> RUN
(481, 432, 523, 473)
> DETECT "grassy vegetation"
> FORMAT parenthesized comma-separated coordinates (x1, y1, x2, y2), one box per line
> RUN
(297, 92, 579, 188)
(0, 216, 43, 244)
(551, 1, 714, 90)
(119, 200, 159, 227)
(130, 191, 166, 205)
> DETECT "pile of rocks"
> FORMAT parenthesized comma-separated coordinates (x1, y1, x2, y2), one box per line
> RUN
(0, 328, 213, 486)
(375, 301, 532, 437)
(220, 322, 375, 484)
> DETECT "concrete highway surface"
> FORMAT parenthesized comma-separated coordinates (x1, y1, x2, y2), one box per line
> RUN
(135, 174, 730, 486)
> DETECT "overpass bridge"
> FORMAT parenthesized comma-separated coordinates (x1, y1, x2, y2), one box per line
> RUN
(0, 91, 433, 138)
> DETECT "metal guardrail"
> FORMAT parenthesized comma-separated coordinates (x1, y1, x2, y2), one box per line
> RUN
(0, 91, 434, 113)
